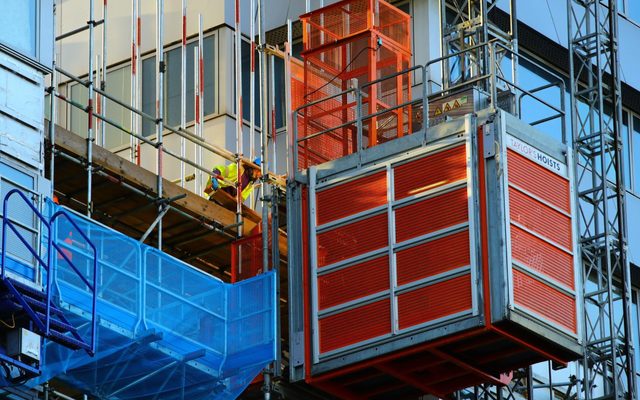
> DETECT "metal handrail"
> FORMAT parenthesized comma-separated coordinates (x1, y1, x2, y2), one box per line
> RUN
(50, 209, 99, 355)
(1, 189, 53, 334)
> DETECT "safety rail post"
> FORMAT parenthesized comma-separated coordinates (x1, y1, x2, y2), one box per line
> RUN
(292, 109, 299, 174)
(50, 209, 99, 355)
(355, 86, 364, 166)
(422, 66, 428, 139)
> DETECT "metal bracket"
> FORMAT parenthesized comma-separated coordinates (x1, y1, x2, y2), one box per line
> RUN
(483, 123, 495, 158)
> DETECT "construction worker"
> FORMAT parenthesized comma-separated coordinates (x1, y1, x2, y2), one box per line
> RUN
(204, 158, 262, 202)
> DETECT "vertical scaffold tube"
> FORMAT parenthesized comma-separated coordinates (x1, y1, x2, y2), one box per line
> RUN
(130, 0, 138, 163)
(258, 0, 273, 392)
(49, 1, 57, 192)
(197, 15, 204, 192)
(250, 0, 256, 207)
(194, 47, 199, 190)
(285, 20, 293, 179)
(180, 0, 187, 188)
(100, 0, 107, 148)
(234, 0, 243, 238)
(87, 0, 95, 217)
(270, 53, 276, 173)
(156, 0, 164, 249)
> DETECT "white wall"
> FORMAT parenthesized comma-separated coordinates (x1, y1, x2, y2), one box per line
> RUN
(56, 0, 228, 77)
(0, 52, 45, 170)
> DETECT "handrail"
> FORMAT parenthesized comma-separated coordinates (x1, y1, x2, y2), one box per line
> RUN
(360, 65, 424, 90)
(0, 189, 98, 355)
(50, 209, 98, 355)
(1, 189, 52, 334)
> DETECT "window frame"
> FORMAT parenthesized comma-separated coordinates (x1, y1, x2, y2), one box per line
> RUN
(138, 30, 220, 140)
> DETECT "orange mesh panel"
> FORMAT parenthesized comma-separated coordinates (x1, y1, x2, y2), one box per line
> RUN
(318, 255, 390, 310)
(319, 299, 391, 353)
(511, 225, 574, 290)
(394, 145, 467, 200)
(513, 269, 577, 333)
(509, 187, 572, 250)
(295, 0, 412, 169)
(317, 170, 388, 225)
(317, 212, 388, 267)
(378, 0, 411, 51)
(396, 230, 470, 286)
(395, 188, 469, 243)
(507, 150, 570, 213)
(397, 274, 472, 330)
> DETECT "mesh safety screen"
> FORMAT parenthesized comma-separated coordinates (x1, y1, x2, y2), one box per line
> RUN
(32, 201, 276, 400)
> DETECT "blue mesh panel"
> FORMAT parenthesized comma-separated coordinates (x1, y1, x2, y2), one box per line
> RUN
(35, 201, 276, 399)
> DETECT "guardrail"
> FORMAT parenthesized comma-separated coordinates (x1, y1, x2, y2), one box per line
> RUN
(293, 40, 567, 171)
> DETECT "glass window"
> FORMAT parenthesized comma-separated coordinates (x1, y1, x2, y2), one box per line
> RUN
(142, 35, 216, 136)
(274, 57, 285, 129)
(70, 83, 88, 138)
(632, 290, 640, 377)
(141, 56, 156, 136)
(165, 47, 182, 127)
(633, 116, 640, 192)
(623, 111, 631, 189)
(0, 1, 37, 57)
(241, 40, 261, 125)
(103, 66, 132, 150)
(629, 0, 640, 22)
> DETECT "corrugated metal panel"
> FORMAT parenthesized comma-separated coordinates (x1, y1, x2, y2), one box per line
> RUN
(317, 213, 388, 267)
(513, 269, 577, 334)
(316, 170, 388, 225)
(511, 225, 574, 290)
(396, 230, 470, 286)
(395, 188, 468, 243)
(394, 144, 467, 200)
(507, 150, 570, 213)
(509, 187, 572, 250)
(319, 299, 391, 353)
(397, 274, 472, 330)
(318, 255, 390, 310)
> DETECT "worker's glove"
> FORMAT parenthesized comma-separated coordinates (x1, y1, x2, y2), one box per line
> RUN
(211, 178, 219, 191)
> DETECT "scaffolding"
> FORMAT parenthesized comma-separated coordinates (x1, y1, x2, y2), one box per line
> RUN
(10, 0, 635, 398)
(569, 0, 636, 399)
(44, 0, 291, 398)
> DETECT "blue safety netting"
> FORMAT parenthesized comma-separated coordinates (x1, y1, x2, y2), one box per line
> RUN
(27, 201, 277, 399)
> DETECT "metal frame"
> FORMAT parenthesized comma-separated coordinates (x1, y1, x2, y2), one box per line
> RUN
(306, 127, 483, 369)
(568, 0, 636, 398)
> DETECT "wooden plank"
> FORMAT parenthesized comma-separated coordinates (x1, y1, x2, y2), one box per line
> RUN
(53, 124, 288, 257)
(54, 124, 259, 228)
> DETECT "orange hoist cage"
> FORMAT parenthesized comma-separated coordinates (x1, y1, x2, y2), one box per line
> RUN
(295, 0, 412, 170)
(294, 125, 581, 399)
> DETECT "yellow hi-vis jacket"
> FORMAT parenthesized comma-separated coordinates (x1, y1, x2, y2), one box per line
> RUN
(207, 163, 255, 201)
